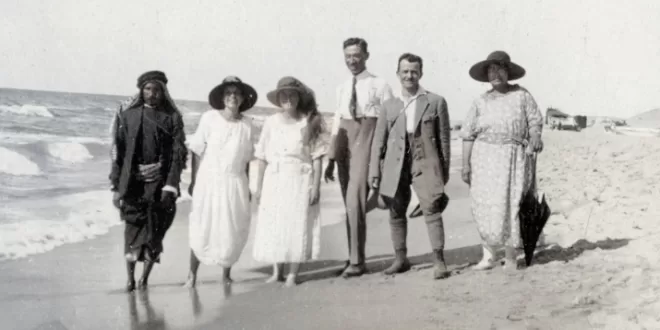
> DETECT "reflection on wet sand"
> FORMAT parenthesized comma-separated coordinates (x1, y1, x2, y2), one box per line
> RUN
(128, 290, 168, 330)
(188, 284, 232, 321)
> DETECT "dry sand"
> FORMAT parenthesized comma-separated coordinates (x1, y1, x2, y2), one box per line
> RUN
(3, 129, 660, 329)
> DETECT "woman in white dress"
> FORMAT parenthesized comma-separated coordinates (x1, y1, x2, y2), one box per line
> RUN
(252, 76, 327, 287)
(183, 76, 258, 287)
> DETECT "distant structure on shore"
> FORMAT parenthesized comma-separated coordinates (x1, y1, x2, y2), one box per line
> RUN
(546, 107, 586, 131)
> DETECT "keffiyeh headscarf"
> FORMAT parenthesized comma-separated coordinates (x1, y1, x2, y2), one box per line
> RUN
(109, 71, 187, 167)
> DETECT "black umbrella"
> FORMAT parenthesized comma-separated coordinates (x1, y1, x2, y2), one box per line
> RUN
(519, 155, 551, 266)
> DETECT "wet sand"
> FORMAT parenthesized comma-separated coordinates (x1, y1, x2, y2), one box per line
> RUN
(5, 129, 660, 329)
(1, 142, 480, 330)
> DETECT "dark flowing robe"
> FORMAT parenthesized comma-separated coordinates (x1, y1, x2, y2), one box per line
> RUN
(110, 103, 187, 262)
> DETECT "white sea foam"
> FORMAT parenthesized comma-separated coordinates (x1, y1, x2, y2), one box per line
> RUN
(0, 132, 108, 145)
(47, 142, 94, 163)
(0, 146, 41, 176)
(0, 190, 119, 261)
(0, 189, 197, 261)
(0, 104, 54, 117)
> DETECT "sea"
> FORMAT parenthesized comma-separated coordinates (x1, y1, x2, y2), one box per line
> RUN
(0, 88, 284, 261)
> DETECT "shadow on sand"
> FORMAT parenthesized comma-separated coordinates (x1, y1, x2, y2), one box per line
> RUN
(246, 244, 485, 284)
(529, 238, 630, 266)
(247, 238, 630, 283)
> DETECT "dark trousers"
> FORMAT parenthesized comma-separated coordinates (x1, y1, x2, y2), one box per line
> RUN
(383, 134, 445, 252)
(335, 117, 378, 265)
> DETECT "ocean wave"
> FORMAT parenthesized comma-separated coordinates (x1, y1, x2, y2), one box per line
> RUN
(0, 190, 120, 261)
(0, 146, 41, 176)
(0, 131, 108, 145)
(0, 104, 54, 118)
(47, 142, 94, 163)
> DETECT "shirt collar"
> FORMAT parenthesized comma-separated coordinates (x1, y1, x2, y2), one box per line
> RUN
(397, 86, 427, 102)
(349, 69, 372, 81)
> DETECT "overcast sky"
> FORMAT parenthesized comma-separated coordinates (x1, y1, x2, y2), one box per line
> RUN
(1, 0, 659, 119)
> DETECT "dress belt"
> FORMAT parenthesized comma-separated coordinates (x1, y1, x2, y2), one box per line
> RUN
(268, 159, 312, 174)
(476, 134, 528, 146)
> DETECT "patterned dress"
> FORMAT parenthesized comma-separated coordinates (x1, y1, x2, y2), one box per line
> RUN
(187, 110, 255, 267)
(252, 113, 327, 263)
(460, 85, 543, 248)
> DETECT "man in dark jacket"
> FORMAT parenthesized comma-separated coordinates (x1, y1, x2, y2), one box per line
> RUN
(109, 70, 187, 291)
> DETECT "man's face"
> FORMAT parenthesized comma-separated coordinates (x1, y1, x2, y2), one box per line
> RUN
(142, 82, 164, 106)
(344, 45, 368, 75)
(397, 59, 422, 90)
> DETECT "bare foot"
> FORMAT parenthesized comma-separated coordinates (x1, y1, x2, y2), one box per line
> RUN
(137, 278, 148, 290)
(221, 267, 233, 284)
(126, 280, 136, 292)
(284, 275, 298, 287)
(183, 275, 196, 289)
(265, 274, 284, 283)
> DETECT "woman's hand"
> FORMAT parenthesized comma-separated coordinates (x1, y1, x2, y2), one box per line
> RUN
(253, 188, 262, 204)
(309, 184, 320, 205)
(529, 133, 543, 153)
(461, 166, 471, 185)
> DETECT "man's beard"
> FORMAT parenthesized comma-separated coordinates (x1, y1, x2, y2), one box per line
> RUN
(144, 98, 162, 107)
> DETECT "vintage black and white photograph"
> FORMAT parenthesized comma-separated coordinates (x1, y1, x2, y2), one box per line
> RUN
(1, 1, 659, 329)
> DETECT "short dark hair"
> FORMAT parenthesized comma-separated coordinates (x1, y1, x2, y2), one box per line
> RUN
(397, 53, 423, 73)
(343, 38, 369, 53)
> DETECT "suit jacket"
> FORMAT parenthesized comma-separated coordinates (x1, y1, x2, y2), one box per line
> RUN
(369, 91, 451, 198)
(109, 104, 187, 200)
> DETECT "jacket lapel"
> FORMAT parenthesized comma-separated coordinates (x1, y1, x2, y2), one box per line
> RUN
(413, 94, 430, 132)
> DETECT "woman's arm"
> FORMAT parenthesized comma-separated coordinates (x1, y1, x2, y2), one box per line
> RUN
(462, 140, 474, 168)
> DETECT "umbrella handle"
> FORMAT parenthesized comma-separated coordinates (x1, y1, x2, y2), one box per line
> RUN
(528, 153, 539, 196)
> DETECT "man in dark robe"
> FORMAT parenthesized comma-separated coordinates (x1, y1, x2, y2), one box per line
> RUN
(109, 70, 187, 292)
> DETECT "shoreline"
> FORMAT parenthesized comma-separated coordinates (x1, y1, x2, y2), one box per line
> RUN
(5, 130, 660, 329)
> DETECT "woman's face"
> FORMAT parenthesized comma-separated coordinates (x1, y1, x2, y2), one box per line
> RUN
(487, 63, 509, 88)
(278, 90, 300, 112)
(223, 85, 244, 111)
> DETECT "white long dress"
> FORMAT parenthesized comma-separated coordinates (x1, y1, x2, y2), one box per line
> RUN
(252, 113, 327, 263)
(187, 110, 255, 267)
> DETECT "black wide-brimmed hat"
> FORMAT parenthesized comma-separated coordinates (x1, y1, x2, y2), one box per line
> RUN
(469, 51, 526, 83)
(266, 76, 315, 109)
(208, 76, 258, 112)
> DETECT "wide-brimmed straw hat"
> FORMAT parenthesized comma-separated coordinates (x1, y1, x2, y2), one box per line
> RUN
(469, 51, 526, 83)
(209, 76, 258, 112)
(266, 76, 315, 109)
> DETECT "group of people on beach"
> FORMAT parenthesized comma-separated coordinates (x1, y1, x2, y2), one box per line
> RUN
(109, 37, 544, 292)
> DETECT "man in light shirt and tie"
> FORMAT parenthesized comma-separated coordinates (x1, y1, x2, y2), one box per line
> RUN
(369, 53, 452, 280)
(324, 37, 394, 278)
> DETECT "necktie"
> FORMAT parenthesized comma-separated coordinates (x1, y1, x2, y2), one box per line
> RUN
(349, 76, 357, 119)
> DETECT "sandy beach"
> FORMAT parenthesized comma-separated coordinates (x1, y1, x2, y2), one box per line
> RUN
(3, 128, 660, 329)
